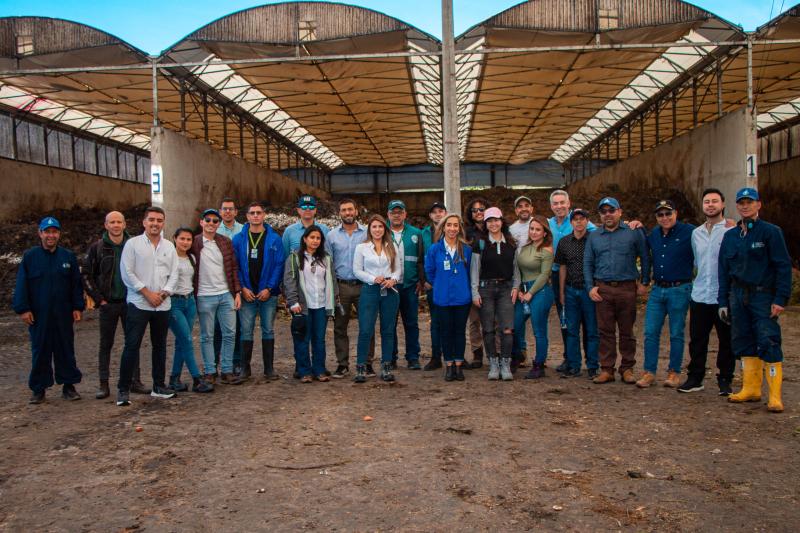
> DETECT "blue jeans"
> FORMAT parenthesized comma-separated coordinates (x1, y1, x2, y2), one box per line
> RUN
(512, 302, 529, 357)
(514, 283, 554, 364)
(730, 286, 783, 362)
(169, 295, 201, 378)
(293, 308, 329, 377)
(239, 297, 277, 341)
(437, 303, 471, 362)
(427, 290, 443, 361)
(391, 285, 421, 362)
(197, 293, 236, 373)
(644, 284, 692, 373)
(357, 284, 400, 365)
(564, 285, 599, 371)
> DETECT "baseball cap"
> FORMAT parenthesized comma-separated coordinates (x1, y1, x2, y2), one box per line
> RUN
(735, 187, 759, 202)
(654, 200, 675, 213)
(201, 208, 221, 219)
(483, 207, 503, 220)
(388, 200, 406, 211)
(597, 197, 621, 210)
(570, 208, 590, 220)
(514, 195, 532, 207)
(298, 195, 317, 208)
(429, 201, 446, 213)
(39, 216, 61, 231)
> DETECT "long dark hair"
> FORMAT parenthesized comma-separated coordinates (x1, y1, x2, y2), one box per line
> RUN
(298, 225, 328, 270)
(173, 227, 196, 267)
(524, 215, 553, 251)
(363, 214, 397, 271)
(464, 196, 490, 227)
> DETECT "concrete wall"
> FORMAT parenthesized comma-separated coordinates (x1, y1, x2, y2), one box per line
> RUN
(0, 157, 150, 221)
(567, 106, 756, 209)
(150, 127, 328, 234)
(759, 157, 800, 263)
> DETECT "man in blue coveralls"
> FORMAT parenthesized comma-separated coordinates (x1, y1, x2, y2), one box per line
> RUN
(13, 216, 85, 404)
(719, 187, 792, 412)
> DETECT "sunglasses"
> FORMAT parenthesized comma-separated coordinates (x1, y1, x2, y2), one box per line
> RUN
(471, 207, 485, 213)
(599, 208, 617, 215)
(656, 211, 674, 218)
(204, 217, 220, 224)
(300, 206, 316, 211)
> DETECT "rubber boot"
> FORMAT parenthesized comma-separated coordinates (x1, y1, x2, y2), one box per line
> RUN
(469, 347, 484, 369)
(487, 357, 500, 380)
(262, 339, 278, 380)
(500, 358, 513, 381)
(764, 362, 784, 413)
(95, 380, 110, 399)
(239, 341, 253, 381)
(729, 356, 763, 403)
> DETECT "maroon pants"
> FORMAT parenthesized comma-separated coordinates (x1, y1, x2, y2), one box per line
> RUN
(595, 281, 637, 374)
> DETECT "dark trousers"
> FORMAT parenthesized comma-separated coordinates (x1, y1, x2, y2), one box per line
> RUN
(477, 280, 515, 358)
(293, 308, 329, 377)
(427, 290, 443, 361)
(687, 300, 735, 381)
(595, 281, 638, 373)
(28, 312, 82, 393)
(437, 303, 471, 363)
(730, 286, 783, 362)
(334, 281, 374, 367)
(214, 314, 241, 369)
(391, 284, 421, 362)
(118, 304, 170, 392)
(97, 301, 135, 381)
(551, 270, 569, 358)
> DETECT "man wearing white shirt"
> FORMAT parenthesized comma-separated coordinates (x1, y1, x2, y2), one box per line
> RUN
(679, 189, 736, 395)
(509, 195, 533, 248)
(117, 206, 179, 406)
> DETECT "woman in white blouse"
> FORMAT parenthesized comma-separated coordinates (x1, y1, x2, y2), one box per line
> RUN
(353, 214, 402, 383)
(283, 225, 339, 383)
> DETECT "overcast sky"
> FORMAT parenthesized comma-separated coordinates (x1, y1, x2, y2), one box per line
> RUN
(0, 0, 786, 54)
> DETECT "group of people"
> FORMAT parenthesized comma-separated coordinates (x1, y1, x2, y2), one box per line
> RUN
(13, 187, 792, 412)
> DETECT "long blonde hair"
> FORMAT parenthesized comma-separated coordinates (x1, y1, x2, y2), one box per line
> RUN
(363, 214, 397, 271)
(435, 213, 468, 261)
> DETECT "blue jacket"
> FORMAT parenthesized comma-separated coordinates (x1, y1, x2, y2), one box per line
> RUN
(718, 218, 792, 308)
(13, 245, 85, 316)
(232, 223, 285, 294)
(424, 240, 472, 307)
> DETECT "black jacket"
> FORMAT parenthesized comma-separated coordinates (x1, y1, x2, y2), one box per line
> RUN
(81, 231, 130, 304)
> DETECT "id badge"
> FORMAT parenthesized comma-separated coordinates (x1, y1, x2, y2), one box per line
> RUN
(250, 248, 258, 259)
(443, 260, 451, 271)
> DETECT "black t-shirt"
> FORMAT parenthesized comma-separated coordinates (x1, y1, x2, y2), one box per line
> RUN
(247, 230, 267, 290)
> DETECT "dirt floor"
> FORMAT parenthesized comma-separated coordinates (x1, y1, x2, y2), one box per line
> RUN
(0, 303, 797, 532)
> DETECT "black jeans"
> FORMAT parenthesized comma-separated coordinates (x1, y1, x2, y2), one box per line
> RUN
(117, 304, 170, 391)
(97, 301, 132, 381)
(687, 300, 735, 381)
(436, 303, 471, 363)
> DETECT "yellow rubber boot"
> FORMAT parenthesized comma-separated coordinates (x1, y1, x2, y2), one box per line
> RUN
(728, 357, 763, 403)
(764, 362, 784, 413)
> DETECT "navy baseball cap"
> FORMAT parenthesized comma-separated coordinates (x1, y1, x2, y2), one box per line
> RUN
(39, 216, 61, 231)
(597, 197, 621, 210)
(735, 187, 759, 202)
(654, 200, 676, 213)
(201, 208, 221, 219)
(429, 201, 446, 213)
(298, 195, 317, 208)
(388, 200, 406, 211)
(570, 208, 590, 220)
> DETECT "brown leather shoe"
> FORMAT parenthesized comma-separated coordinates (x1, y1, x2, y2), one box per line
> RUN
(636, 372, 655, 388)
(592, 370, 616, 384)
(663, 370, 681, 388)
(621, 369, 637, 384)
(220, 373, 243, 385)
(204, 373, 216, 385)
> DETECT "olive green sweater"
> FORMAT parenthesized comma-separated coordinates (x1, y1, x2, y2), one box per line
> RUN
(515, 245, 554, 294)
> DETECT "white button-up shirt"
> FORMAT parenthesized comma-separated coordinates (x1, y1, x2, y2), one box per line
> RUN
(120, 233, 179, 311)
(691, 220, 734, 304)
(197, 237, 229, 296)
(353, 242, 403, 285)
(302, 252, 327, 309)
(174, 256, 195, 296)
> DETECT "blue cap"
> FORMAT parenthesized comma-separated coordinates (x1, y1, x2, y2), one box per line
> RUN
(201, 208, 221, 219)
(597, 197, 621, 210)
(39, 216, 61, 231)
(388, 200, 406, 211)
(298, 195, 317, 208)
(570, 208, 590, 220)
(735, 187, 759, 202)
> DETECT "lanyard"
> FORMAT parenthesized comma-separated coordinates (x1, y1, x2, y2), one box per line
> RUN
(248, 230, 265, 250)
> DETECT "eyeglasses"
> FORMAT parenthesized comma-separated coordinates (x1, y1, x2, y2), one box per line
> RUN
(655, 211, 674, 218)
(599, 208, 617, 215)
(204, 218, 220, 224)
(220, 207, 236, 212)
(471, 207, 485, 213)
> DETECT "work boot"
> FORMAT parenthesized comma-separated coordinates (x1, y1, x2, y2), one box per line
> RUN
(381, 362, 395, 382)
(764, 362, 784, 413)
(95, 380, 110, 399)
(353, 364, 367, 384)
(663, 370, 681, 388)
(192, 376, 214, 393)
(455, 364, 465, 381)
(593, 370, 615, 384)
(29, 390, 45, 404)
(469, 347, 484, 369)
(636, 372, 655, 388)
(729, 357, 763, 403)
(262, 339, 278, 380)
(444, 364, 455, 382)
(220, 372, 244, 385)
(424, 356, 442, 371)
(500, 358, 513, 381)
(131, 367, 150, 394)
(487, 357, 500, 380)
(621, 369, 637, 384)
(239, 341, 254, 381)
(62, 384, 81, 401)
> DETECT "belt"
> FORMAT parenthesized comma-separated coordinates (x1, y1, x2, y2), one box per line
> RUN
(733, 281, 775, 294)
(481, 278, 510, 283)
(655, 280, 692, 288)
(338, 279, 361, 286)
(595, 280, 635, 287)
(172, 293, 193, 299)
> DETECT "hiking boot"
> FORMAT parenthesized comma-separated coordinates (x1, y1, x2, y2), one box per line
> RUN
(151, 385, 176, 399)
(354, 364, 367, 383)
(130, 381, 151, 395)
(116, 390, 130, 406)
(455, 364, 465, 381)
(29, 390, 45, 404)
(365, 364, 377, 377)
(621, 369, 637, 384)
(717, 375, 732, 397)
(192, 377, 214, 393)
(678, 375, 705, 393)
(445, 364, 455, 382)
(381, 362, 396, 382)
(500, 358, 514, 381)
(469, 347, 484, 369)
(592, 370, 615, 384)
(636, 372, 655, 388)
(424, 358, 442, 371)
(332, 365, 350, 379)
(663, 370, 681, 388)
(407, 360, 422, 370)
(95, 380, 110, 400)
(168, 374, 189, 393)
(220, 372, 244, 385)
(524, 362, 545, 379)
(62, 384, 81, 401)
(487, 357, 500, 380)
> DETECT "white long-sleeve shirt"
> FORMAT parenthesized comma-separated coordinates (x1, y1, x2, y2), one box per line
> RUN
(353, 242, 402, 285)
(691, 220, 734, 305)
(120, 233, 179, 311)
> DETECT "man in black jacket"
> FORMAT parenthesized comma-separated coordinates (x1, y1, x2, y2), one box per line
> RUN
(82, 211, 148, 399)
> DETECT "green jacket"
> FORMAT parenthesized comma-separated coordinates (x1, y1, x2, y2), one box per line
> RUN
(391, 222, 424, 287)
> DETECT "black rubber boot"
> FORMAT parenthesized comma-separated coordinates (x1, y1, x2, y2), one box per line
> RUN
(262, 339, 278, 380)
(239, 341, 253, 380)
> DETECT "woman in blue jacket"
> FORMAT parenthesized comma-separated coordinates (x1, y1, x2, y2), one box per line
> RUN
(424, 213, 473, 381)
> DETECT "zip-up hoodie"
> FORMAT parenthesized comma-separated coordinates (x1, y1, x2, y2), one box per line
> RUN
(82, 230, 131, 303)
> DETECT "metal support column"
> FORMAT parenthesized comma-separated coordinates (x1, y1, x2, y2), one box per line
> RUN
(655, 105, 660, 145)
(151, 59, 159, 127)
(716, 60, 723, 118)
(441, 0, 460, 214)
(672, 91, 677, 137)
(253, 126, 258, 164)
(691, 77, 698, 127)
(239, 118, 244, 156)
(179, 84, 186, 132)
(746, 36, 754, 113)
(202, 94, 209, 143)
(222, 107, 228, 150)
(640, 115, 645, 152)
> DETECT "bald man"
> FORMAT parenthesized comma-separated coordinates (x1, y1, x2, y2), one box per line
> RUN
(82, 211, 147, 399)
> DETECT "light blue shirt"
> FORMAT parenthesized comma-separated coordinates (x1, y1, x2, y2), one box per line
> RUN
(325, 223, 367, 281)
(217, 220, 243, 240)
(549, 213, 596, 271)
(282, 220, 330, 256)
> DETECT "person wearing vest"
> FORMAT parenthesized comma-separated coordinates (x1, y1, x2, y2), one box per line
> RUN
(387, 200, 425, 370)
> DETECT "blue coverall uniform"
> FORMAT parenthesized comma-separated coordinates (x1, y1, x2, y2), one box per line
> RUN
(717, 219, 792, 362)
(13, 246, 85, 393)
